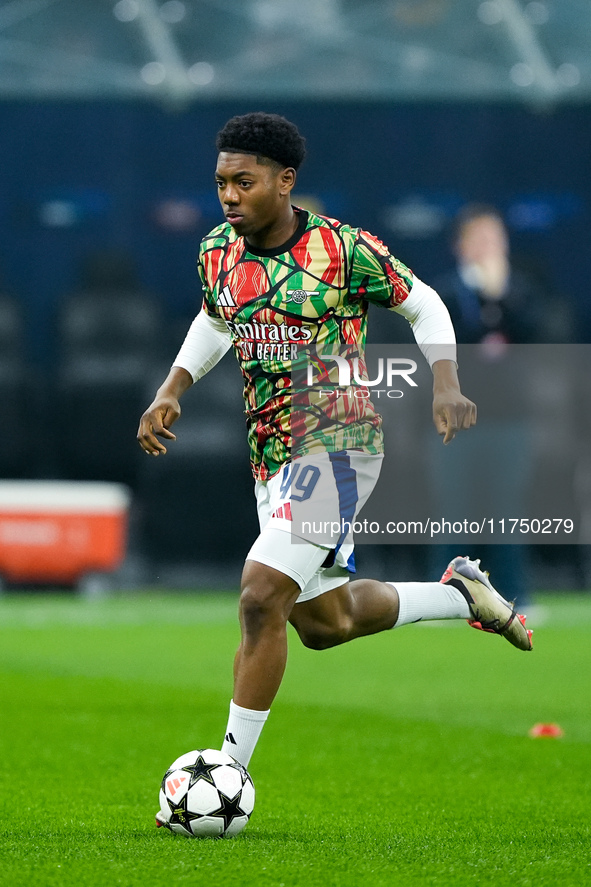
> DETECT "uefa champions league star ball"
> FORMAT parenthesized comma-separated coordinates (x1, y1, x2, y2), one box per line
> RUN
(156, 749, 255, 838)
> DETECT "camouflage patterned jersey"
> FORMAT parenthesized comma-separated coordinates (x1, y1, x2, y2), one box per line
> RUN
(199, 207, 414, 480)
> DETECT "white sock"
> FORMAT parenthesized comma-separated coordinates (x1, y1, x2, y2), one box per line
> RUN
(221, 700, 270, 768)
(389, 581, 470, 627)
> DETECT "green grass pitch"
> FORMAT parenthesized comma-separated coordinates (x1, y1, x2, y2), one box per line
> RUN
(0, 592, 589, 886)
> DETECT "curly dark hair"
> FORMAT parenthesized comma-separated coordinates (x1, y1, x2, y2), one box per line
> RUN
(215, 112, 306, 171)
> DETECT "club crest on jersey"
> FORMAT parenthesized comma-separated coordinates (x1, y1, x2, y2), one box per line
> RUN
(216, 285, 236, 307)
(285, 289, 318, 304)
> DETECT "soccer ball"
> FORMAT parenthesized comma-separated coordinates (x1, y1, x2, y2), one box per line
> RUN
(157, 748, 255, 838)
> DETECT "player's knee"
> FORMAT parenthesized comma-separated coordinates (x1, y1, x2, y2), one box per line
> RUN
(296, 617, 352, 650)
(239, 573, 295, 639)
(240, 585, 279, 635)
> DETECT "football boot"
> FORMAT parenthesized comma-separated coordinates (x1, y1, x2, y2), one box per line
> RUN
(441, 555, 533, 651)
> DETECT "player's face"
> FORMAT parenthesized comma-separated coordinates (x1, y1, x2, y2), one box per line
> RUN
(215, 152, 295, 242)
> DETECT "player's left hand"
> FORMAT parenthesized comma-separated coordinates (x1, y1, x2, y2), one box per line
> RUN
(432, 390, 477, 444)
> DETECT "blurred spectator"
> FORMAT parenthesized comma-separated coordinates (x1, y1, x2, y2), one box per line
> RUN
(434, 204, 557, 345)
(428, 205, 561, 606)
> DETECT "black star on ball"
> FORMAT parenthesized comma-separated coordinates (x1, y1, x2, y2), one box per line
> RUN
(165, 794, 200, 834)
(211, 792, 247, 831)
(181, 754, 219, 789)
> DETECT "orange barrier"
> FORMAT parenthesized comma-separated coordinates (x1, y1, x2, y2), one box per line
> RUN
(0, 482, 130, 584)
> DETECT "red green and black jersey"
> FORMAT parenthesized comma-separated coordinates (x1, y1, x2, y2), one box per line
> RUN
(198, 207, 413, 480)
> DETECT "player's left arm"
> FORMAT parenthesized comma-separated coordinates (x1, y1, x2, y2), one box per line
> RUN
(395, 275, 476, 444)
(431, 358, 477, 445)
(351, 232, 476, 442)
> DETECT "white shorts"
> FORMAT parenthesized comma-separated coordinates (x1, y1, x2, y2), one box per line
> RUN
(246, 451, 383, 603)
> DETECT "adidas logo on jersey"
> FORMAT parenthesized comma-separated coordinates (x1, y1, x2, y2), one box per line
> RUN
(217, 285, 236, 307)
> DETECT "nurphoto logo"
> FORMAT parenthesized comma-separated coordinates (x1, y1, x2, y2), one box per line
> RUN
(304, 354, 418, 399)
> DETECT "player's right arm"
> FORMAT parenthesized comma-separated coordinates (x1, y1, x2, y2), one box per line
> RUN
(137, 308, 232, 456)
(137, 366, 193, 456)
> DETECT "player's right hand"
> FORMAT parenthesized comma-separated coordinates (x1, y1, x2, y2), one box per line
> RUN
(137, 397, 180, 456)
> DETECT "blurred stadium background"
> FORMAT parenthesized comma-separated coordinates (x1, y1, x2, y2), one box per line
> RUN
(1, 0, 590, 592)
